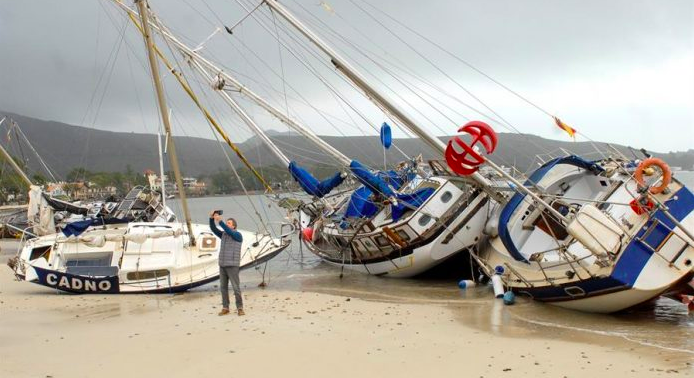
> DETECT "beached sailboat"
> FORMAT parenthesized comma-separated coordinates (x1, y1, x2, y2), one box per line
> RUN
(109, 0, 500, 278)
(252, 1, 694, 310)
(8, 0, 291, 293)
(107, 0, 694, 313)
(246, 1, 694, 311)
(471, 151, 694, 313)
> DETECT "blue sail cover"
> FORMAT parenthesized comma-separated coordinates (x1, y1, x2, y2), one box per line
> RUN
(344, 186, 379, 219)
(62, 217, 133, 237)
(349, 160, 395, 198)
(498, 155, 605, 263)
(377, 168, 416, 190)
(392, 187, 436, 222)
(289, 161, 345, 198)
(377, 170, 405, 190)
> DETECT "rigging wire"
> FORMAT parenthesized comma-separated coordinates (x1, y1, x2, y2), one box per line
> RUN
(162, 0, 380, 168)
(149, 10, 274, 229)
(235, 0, 412, 162)
(285, 0, 556, 169)
(350, 0, 605, 160)
(150, 7, 293, 225)
(10, 122, 60, 182)
(80, 3, 133, 182)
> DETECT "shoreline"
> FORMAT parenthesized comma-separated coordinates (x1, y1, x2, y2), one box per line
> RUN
(1, 244, 691, 377)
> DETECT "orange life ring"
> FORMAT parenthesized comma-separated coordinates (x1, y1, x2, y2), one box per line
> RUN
(634, 157, 672, 194)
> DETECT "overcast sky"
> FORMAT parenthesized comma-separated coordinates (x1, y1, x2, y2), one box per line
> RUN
(1, 0, 692, 154)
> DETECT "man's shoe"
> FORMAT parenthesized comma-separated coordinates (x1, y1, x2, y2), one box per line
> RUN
(218, 308, 230, 316)
(237, 309, 245, 316)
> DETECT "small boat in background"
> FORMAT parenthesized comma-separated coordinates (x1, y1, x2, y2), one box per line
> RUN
(0, 205, 28, 238)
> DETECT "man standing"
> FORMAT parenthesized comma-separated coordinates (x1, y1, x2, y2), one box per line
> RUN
(209, 211, 245, 316)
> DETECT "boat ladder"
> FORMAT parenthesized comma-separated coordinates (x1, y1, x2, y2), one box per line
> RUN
(635, 217, 692, 267)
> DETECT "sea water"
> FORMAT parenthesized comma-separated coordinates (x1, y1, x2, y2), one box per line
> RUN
(170, 171, 694, 362)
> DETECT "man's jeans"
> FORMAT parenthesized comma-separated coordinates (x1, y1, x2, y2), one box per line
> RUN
(220, 266, 243, 310)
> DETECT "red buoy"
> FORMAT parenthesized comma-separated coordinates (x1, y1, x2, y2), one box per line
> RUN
(445, 121, 498, 176)
(301, 227, 314, 241)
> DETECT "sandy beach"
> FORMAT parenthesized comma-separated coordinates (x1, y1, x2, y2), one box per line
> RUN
(0, 237, 690, 378)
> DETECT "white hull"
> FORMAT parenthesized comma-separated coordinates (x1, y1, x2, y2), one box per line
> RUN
(12, 222, 289, 294)
(319, 193, 491, 278)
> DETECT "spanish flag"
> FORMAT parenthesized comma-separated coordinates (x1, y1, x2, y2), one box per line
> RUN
(553, 116, 576, 139)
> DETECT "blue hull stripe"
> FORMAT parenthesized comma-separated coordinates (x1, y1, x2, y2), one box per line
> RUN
(521, 185, 694, 302)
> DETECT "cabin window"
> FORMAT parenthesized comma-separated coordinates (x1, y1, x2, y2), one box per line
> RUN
(375, 235, 390, 247)
(441, 191, 453, 203)
(397, 230, 410, 241)
(126, 269, 170, 281)
(199, 235, 218, 250)
(65, 253, 113, 267)
(418, 214, 432, 227)
(29, 246, 52, 261)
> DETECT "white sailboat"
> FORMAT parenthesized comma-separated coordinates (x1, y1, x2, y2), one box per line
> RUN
(8, 0, 291, 294)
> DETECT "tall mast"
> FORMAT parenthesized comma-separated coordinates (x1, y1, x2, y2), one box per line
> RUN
(135, 0, 195, 244)
(0, 117, 33, 187)
(156, 131, 166, 209)
(193, 60, 351, 166)
(110, 0, 351, 167)
(264, 0, 443, 154)
(263, 0, 500, 197)
(120, 6, 275, 192)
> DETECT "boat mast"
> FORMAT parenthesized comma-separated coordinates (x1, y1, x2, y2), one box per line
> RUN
(135, 0, 195, 244)
(156, 131, 166, 208)
(263, 0, 504, 198)
(0, 117, 33, 187)
(190, 59, 350, 166)
(109, 0, 350, 167)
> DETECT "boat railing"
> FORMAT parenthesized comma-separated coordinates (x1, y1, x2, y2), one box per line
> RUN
(4, 224, 36, 277)
(265, 221, 296, 240)
(3, 223, 37, 240)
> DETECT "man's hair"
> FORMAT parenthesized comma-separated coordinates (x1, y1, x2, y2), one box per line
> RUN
(226, 218, 237, 228)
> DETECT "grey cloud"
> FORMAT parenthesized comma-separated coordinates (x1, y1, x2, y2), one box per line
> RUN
(0, 0, 692, 152)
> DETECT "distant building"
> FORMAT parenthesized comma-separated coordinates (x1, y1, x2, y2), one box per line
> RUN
(45, 181, 117, 200)
(46, 183, 66, 197)
(144, 170, 206, 196)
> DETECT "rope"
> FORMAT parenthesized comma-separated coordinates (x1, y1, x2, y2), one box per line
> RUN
(125, 11, 274, 193)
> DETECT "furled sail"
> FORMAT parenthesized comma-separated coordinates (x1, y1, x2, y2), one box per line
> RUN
(349, 160, 395, 198)
(289, 161, 345, 198)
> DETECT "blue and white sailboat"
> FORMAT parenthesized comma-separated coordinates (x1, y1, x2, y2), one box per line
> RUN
(475, 150, 694, 313)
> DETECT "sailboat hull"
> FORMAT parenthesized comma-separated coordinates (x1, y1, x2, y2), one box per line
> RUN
(311, 186, 490, 277)
(478, 158, 694, 313)
(11, 222, 290, 294)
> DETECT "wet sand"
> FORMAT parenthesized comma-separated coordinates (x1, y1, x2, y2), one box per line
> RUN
(1, 239, 690, 378)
